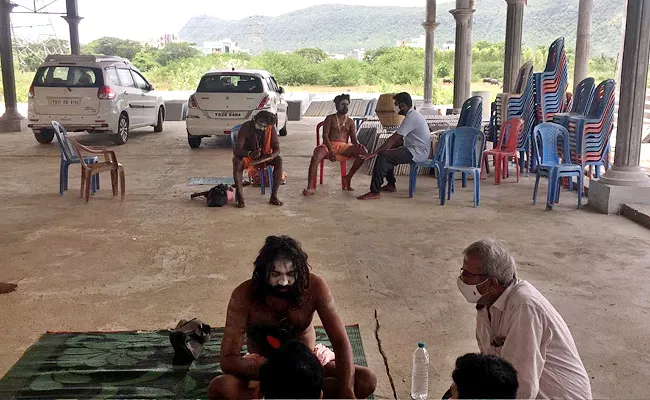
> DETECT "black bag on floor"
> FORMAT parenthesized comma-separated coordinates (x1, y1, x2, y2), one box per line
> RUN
(169, 318, 211, 364)
(190, 184, 229, 207)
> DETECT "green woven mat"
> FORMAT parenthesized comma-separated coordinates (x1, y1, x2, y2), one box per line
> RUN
(0, 326, 368, 399)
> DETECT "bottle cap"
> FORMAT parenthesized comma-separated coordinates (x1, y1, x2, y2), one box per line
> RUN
(418, 342, 425, 348)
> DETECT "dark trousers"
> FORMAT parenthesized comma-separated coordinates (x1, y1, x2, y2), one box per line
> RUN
(370, 147, 413, 193)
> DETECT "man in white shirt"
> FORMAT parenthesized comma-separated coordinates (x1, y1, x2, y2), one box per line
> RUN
(357, 92, 431, 200)
(456, 238, 592, 399)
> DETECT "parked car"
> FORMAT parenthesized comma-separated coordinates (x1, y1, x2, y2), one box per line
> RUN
(185, 69, 288, 148)
(27, 54, 165, 145)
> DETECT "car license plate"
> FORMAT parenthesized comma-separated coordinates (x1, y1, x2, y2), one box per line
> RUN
(51, 98, 81, 106)
(213, 111, 242, 118)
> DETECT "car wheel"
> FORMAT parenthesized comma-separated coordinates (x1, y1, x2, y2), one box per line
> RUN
(112, 113, 129, 145)
(188, 133, 202, 148)
(154, 107, 164, 132)
(34, 129, 55, 144)
(279, 125, 288, 136)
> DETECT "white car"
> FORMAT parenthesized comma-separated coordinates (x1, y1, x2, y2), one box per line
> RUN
(185, 69, 288, 148)
(28, 54, 165, 145)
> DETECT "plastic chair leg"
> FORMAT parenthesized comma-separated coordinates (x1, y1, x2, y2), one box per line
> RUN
(260, 169, 266, 195)
(494, 155, 502, 185)
(533, 172, 540, 205)
(515, 156, 520, 183)
(545, 170, 557, 210)
(447, 172, 454, 201)
(409, 165, 418, 198)
(473, 170, 480, 207)
(577, 173, 583, 209)
(461, 172, 467, 188)
(267, 166, 274, 197)
(60, 160, 66, 195)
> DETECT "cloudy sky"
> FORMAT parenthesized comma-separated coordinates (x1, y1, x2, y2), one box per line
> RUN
(10, 0, 453, 44)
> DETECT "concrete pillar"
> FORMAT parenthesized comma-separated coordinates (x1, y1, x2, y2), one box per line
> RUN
(0, 0, 23, 133)
(63, 0, 82, 55)
(574, 0, 594, 91)
(422, 0, 439, 111)
(503, 0, 525, 93)
(589, 0, 650, 214)
(450, 3, 475, 112)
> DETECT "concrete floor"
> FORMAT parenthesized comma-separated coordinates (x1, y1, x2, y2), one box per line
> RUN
(1, 118, 649, 399)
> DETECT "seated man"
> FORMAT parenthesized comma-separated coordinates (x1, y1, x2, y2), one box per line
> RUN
(233, 111, 283, 208)
(457, 238, 592, 399)
(357, 92, 431, 200)
(258, 340, 324, 399)
(303, 94, 367, 195)
(446, 353, 518, 399)
(208, 235, 376, 400)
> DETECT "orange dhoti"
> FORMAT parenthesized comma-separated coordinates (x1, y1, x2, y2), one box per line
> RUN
(319, 141, 354, 161)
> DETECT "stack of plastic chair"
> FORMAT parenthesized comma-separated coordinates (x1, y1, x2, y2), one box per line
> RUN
(230, 124, 274, 195)
(314, 121, 347, 189)
(440, 127, 485, 207)
(552, 77, 596, 130)
(532, 123, 583, 210)
(408, 131, 449, 198)
(457, 96, 483, 130)
(51, 121, 99, 196)
(480, 118, 525, 184)
(495, 62, 535, 173)
(567, 79, 616, 181)
(534, 38, 569, 125)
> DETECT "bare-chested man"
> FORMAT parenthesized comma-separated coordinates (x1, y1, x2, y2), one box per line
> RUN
(233, 111, 283, 207)
(208, 235, 377, 399)
(303, 94, 368, 195)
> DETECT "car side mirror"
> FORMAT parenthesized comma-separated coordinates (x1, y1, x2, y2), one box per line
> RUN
(147, 84, 154, 91)
(278, 86, 284, 94)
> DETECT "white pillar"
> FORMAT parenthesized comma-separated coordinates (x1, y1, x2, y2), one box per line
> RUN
(422, 0, 439, 111)
(503, 0, 525, 93)
(450, 1, 475, 112)
(589, 0, 650, 214)
(574, 0, 594, 91)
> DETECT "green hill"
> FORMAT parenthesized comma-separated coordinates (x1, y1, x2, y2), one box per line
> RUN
(178, 0, 626, 57)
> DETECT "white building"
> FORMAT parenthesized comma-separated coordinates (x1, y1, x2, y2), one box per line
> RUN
(202, 39, 248, 55)
(346, 49, 365, 61)
(397, 34, 426, 49)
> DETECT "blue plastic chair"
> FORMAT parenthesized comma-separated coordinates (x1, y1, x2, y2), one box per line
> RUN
(457, 96, 483, 130)
(408, 131, 452, 198)
(441, 127, 485, 207)
(532, 123, 583, 210)
(230, 124, 274, 195)
(51, 121, 99, 196)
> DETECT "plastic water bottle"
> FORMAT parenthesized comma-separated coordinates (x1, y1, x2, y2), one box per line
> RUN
(411, 342, 429, 400)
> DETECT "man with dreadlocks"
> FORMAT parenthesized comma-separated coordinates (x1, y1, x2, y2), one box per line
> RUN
(208, 235, 376, 399)
(303, 94, 368, 195)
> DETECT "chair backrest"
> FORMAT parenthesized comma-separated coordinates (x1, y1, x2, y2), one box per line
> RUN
(544, 37, 564, 72)
(533, 122, 570, 166)
(457, 96, 483, 129)
(51, 121, 78, 162)
(499, 118, 525, 152)
(316, 121, 324, 146)
(586, 79, 616, 119)
(514, 62, 534, 94)
(230, 124, 242, 151)
(445, 127, 485, 168)
(433, 131, 448, 163)
(572, 77, 596, 115)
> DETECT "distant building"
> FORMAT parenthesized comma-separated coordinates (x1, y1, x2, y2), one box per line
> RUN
(346, 49, 365, 61)
(202, 39, 249, 55)
(329, 53, 346, 60)
(397, 35, 426, 49)
(145, 33, 180, 48)
(442, 41, 455, 51)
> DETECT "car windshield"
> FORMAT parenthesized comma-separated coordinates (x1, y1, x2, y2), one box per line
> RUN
(197, 74, 263, 93)
(33, 66, 102, 88)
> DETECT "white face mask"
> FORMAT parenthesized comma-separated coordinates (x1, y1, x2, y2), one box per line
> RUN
(457, 276, 488, 303)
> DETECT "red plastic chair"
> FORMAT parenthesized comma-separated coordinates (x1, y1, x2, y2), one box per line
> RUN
(481, 118, 524, 184)
(314, 121, 347, 189)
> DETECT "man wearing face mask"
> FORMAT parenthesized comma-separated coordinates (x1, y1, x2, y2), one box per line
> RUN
(208, 235, 377, 400)
(232, 111, 283, 208)
(357, 92, 431, 200)
(457, 238, 592, 399)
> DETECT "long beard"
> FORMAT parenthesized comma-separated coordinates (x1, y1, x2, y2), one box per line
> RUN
(269, 285, 299, 302)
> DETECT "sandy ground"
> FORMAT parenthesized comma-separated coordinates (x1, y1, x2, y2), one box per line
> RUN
(1, 118, 649, 399)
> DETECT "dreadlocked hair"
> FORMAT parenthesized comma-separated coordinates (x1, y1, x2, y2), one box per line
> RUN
(252, 235, 311, 307)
